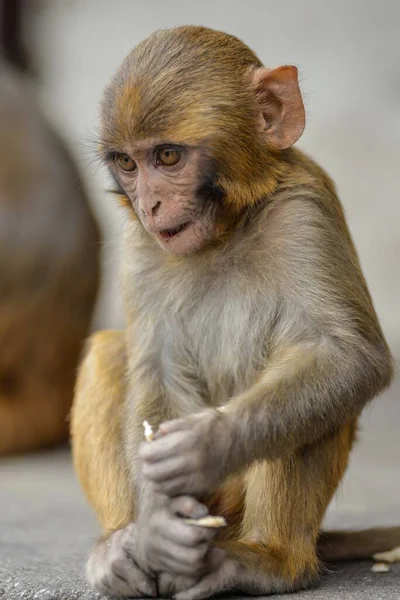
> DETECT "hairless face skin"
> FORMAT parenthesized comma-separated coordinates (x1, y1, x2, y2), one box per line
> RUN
(107, 143, 220, 255)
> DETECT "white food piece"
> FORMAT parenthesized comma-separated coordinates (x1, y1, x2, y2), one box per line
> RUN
(373, 546, 400, 564)
(143, 420, 154, 442)
(184, 516, 227, 528)
(371, 562, 391, 573)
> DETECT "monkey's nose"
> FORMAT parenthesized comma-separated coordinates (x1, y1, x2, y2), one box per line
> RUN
(152, 201, 161, 216)
(140, 199, 162, 219)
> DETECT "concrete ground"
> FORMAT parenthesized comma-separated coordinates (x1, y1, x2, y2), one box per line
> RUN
(1, 385, 400, 600)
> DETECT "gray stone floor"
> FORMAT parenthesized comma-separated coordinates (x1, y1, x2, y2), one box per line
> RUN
(1, 384, 400, 599)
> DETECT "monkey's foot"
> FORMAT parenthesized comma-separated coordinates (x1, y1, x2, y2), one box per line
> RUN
(86, 524, 156, 598)
(172, 554, 240, 600)
(153, 547, 231, 599)
(171, 547, 310, 600)
(172, 553, 288, 600)
(157, 573, 198, 598)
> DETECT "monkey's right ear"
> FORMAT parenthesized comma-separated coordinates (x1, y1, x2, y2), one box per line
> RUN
(253, 66, 305, 150)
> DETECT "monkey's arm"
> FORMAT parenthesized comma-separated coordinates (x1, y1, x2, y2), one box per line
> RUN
(141, 197, 393, 497)
(221, 333, 389, 467)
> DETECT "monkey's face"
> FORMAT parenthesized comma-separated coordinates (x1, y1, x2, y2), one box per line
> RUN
(101, 27, 306, 253)
(107, 143, 222, 255)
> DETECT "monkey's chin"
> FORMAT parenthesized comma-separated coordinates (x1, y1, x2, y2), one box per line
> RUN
(155, 221, 211, 255)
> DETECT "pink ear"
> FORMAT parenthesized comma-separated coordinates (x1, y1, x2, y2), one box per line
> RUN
(253, 66, 305, 150)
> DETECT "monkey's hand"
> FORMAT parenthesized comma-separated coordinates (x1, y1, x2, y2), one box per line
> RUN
(86, 523, 157, 598)
(136, 495, 224, 580)
(140, 411, 230, 497)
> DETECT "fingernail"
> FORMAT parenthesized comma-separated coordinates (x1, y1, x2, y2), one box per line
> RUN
(193, 504, 208, 519)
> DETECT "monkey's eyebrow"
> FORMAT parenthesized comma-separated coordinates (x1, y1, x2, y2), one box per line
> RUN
(153, 142, 185, 150)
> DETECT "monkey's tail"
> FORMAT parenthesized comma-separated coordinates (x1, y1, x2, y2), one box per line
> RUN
(318, 527, 400, 562)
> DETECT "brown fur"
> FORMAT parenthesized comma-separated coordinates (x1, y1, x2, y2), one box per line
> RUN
(72, 331, 133, 531)
(0, 60, 100, 454)
(72, 25, 394, 599)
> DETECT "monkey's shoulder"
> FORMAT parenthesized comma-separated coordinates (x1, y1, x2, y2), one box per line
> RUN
(280, 148, 343, 214)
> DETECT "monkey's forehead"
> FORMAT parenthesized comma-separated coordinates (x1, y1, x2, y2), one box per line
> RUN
(125, 26, 263, 77)
(100, 26, 263, 147)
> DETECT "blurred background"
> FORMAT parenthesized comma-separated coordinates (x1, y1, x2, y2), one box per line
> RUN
(1, 0, 400, 523)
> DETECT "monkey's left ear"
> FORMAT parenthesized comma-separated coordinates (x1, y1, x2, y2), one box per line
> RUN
(253, 66, 305, 150)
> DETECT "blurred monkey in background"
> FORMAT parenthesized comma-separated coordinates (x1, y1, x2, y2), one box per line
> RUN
(0, 0, 100, 454)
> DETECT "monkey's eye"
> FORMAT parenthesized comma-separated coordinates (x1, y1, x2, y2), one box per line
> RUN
(116, 153, 137, 172)
(155, 147, 182, 167)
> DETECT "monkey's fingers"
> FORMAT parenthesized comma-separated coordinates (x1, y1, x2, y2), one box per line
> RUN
(140, 431, 191, 463)
(154, 418, 188, 439)
(169, 496, 208, 520)
(165, 518, 216, 547)
(169, 497, 226, 528)
(142, 455, 195, 485)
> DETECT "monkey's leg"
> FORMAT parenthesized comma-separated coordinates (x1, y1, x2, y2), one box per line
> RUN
(71, 329, 134, 532)
(71, 334, 217, 598)
(175, 420, 357, 600)
(71, 330, 158, 597)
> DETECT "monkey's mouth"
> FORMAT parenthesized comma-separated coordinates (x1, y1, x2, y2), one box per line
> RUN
(158, 221, 192, 239)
